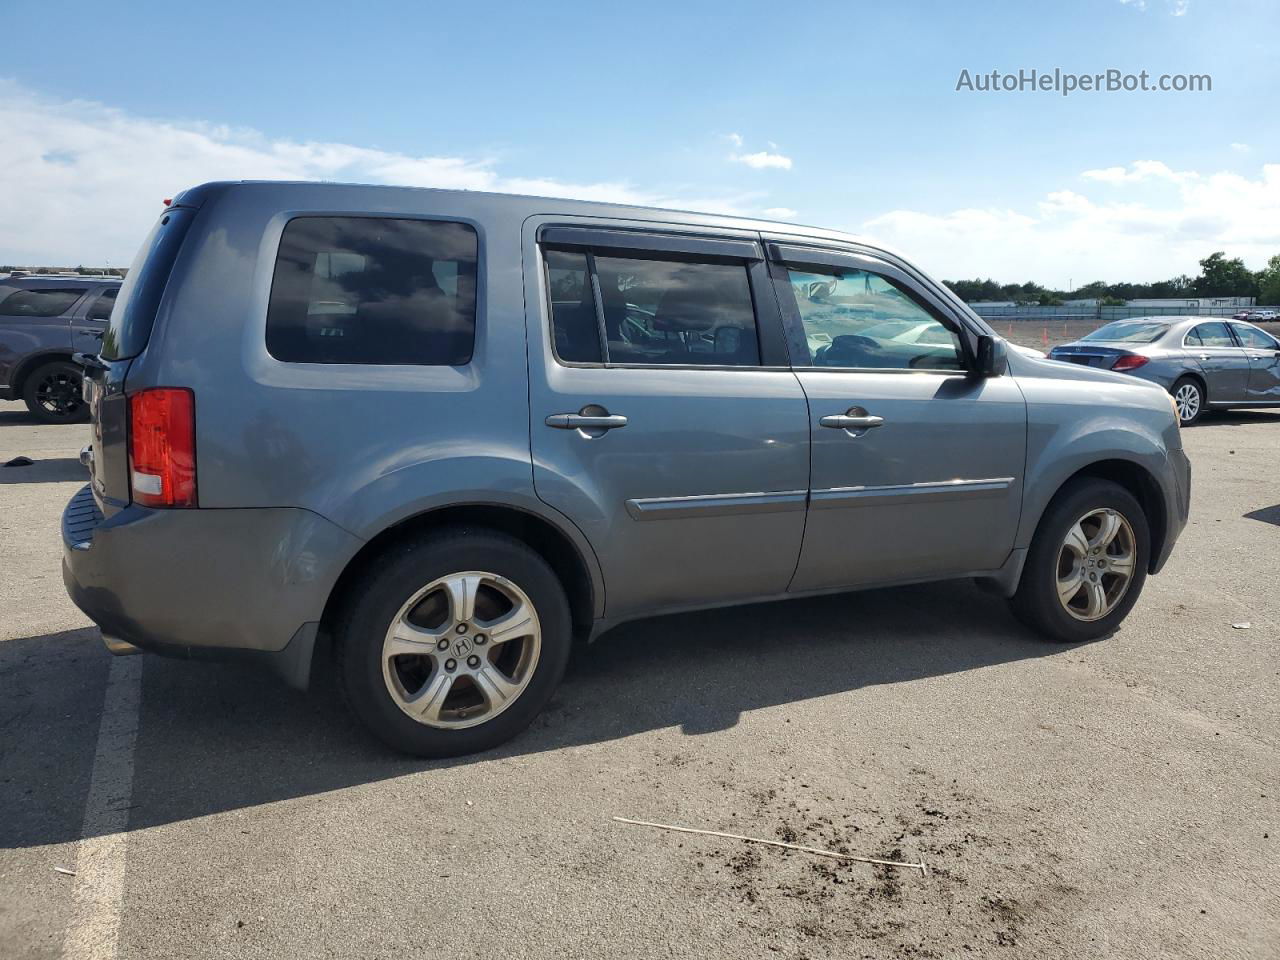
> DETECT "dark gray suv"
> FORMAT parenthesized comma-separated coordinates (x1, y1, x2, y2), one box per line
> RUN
(0, 275, 120, 422)
(62, 182, 1190, 756)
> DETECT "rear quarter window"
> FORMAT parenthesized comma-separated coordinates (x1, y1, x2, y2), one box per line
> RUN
(265, 216, 479, 366)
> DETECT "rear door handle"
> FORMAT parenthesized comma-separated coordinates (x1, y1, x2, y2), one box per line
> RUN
(820, 414, 884, 430)
(545, 413, 628, 430)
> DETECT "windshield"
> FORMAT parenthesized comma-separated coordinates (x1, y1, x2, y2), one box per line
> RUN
(1080, 320, 1170, 344)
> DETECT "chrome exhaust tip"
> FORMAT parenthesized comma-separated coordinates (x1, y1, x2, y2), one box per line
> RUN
(101, 633, 143, 656)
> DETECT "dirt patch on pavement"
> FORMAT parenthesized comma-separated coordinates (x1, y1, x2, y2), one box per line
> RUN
(683, 769, 1081, 958)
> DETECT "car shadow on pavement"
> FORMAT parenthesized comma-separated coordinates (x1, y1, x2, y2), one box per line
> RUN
(1244, 504, 1280, 527)
(1203, 410, 1280, 427)
(0, 580, 1080, 849)
(0, 457, 87, 484)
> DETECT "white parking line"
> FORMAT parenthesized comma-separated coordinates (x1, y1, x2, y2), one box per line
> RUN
(61, 654, 144, 960)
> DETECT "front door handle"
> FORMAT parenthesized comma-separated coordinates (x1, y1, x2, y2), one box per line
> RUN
(545, 405, 629, 437)
(820, 413, 884, 431)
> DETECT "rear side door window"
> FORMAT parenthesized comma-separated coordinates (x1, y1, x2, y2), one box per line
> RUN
(544, 240, 764, 367)
(266, 216, 479, 365)
(1192, 322, 1236, 347)
(0, 287, 86, 318)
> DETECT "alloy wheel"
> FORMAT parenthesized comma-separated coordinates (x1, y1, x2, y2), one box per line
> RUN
(35, 370, 84, 418)
(1173, 383, 1200, 424)
(1055, 508, 1137, 622)
(381, 570, 541, 729)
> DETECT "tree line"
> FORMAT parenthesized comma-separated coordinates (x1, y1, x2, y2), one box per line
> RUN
(945, 252, 1280, 306)
(1, 265, 128, 277)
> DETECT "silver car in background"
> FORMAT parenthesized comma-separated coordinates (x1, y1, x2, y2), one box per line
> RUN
(1049, 316, 1280, 425)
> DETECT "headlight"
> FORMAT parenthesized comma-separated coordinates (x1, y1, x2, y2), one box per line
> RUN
(1167, 391, 1181, 427)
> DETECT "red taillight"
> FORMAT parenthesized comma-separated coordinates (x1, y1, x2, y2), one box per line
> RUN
(1112, 354, 1149, 372)
(129, 388, 196, 508)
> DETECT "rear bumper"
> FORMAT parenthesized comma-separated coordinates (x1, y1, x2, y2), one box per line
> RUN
(60, 484, 362, 687)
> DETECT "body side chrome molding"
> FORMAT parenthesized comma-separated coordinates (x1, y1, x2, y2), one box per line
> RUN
(810, 477, 1016, 509)
(625, 489, 807, 521)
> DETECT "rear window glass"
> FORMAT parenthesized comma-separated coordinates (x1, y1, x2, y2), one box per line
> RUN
(1081, 320, 1169, 343)
(0, 286, 85, 317)
(102, 207, 197, 360)
(266, 217, 478, 366)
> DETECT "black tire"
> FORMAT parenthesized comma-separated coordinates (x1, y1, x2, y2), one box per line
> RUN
(21, 360, 88, 424)
(1010, 478, 1150, 643)
(1170, 376, 1205, 427)
(334, 527, 572, 757)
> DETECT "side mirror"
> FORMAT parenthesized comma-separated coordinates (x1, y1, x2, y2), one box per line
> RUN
(973, 334, 1007, 377)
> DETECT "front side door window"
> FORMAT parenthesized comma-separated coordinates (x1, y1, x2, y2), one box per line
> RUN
(785, 267, 965, 371)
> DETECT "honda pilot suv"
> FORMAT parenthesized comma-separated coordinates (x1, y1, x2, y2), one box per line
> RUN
(63, 182, 1190, 757)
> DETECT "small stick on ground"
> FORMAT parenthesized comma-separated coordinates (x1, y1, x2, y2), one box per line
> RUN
(612, 816, 928, 876)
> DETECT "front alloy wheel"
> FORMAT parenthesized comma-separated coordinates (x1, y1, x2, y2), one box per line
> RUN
(1055, 508, 1137, 621)
(1010, 477, 1150, 643)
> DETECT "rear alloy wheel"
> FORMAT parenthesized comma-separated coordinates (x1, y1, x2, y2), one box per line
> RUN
(1170, 377, 1204, 426)
(336, 529, 571, 757)
(22, 360, 88, 424)
(381, 571, 542, 730)
(1010, 478, 1149, 643)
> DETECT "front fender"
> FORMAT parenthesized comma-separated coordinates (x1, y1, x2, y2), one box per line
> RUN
(1017, 378, 1179, 550)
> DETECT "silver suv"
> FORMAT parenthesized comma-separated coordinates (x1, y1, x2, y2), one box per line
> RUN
(62, 182, 1190, 756)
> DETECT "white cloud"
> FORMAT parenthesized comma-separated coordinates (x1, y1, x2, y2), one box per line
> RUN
(731, 151, 793, 170)
(724, 132, 744, 147)
(864, 161, 1280, 287)
(1231, 142, 1251, 153)
(1080, 160, 1195, 185)
(762, 207, 798, 219)
(0, 82, 761, 265)
(1118, 0, 1188, 13)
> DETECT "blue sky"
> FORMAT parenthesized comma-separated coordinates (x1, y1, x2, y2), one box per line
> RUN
(2, 0, 1277, 285)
